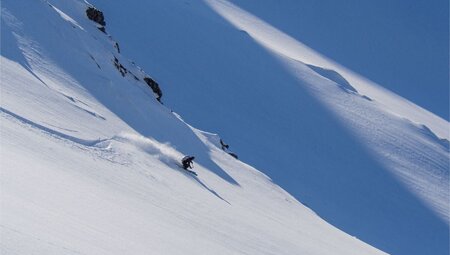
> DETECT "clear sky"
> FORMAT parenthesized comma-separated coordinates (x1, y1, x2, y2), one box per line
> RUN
(230, 0, 449, 120)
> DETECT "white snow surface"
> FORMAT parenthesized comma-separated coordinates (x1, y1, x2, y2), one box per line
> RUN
(0, 0, 388, 254)
(0, 0, 448, 255)
(84, 0, 449, 254)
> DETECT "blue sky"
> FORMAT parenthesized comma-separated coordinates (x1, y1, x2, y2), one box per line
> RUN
(230, 0, 449, 120)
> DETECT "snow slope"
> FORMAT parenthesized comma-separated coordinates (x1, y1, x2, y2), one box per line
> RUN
(86, 0, 449, 254)
(1, 0, 388, 254)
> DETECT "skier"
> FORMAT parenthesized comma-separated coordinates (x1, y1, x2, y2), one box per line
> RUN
(181, 156, 195, 170)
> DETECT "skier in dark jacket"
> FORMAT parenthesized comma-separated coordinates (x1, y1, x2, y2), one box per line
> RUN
(181, 156, 195, 170)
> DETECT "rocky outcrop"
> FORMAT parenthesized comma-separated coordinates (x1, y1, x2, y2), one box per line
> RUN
(86, 7, 106, 33)
(228, 152, 238, 159)
(86, 7, 105, 26)
(144, 77, 163, 102)
(97, 26, 106, 33)
(111, 57, 163, 103)
(114, 42, 120, 53)
(113, 57, 127, 76)
(87, 6, 163, 104)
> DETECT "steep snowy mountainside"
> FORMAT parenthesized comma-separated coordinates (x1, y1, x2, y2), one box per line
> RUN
(227, 0, 449, 121)
(208, 0, 448, 139)
(1, 0, 387, 254)
(89, 0, 449, 254)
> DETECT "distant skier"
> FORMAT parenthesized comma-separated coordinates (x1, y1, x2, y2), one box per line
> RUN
(181, 156, 195, 170)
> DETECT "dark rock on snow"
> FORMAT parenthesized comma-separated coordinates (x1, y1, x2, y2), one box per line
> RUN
(228, 152, 238, 159)
(114, 42, 120, 53)
(88, 7, 162, 103)
(86, 7, 106, 26)
(144, 77, 163, 102)
(97, 26, 106, 33)
(113, 57, 127, 77)
(220, 139, 229, 150)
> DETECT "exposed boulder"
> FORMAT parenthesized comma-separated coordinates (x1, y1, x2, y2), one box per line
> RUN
(86, 7, 106, 26)
(113, 57, 127, 77)
(97, 26, 106, 33)
(228, 152, 238, 159)
(144, 77, 163, 102)
(220, 139, 229, 150)
(114, 42, 120, 53)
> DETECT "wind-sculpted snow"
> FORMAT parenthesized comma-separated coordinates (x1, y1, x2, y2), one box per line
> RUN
(1, 0, 448, 254)
(306, 64, 358, 94)
(0, 0, 389, 254)
(205, 2, 449, 252)
(206, 0, 448, 139)
(82, 0, 449, 254)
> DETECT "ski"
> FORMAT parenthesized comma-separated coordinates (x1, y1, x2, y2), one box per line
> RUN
(182, 168, 197, 176)
(177, 164, 197, 176)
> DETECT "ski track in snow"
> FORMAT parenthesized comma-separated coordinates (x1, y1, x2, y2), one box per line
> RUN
(0, 107, 128, 166)
(0, 107, 191, 170)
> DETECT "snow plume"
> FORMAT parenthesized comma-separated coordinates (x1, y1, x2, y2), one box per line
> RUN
(112, 132, 183, 166)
